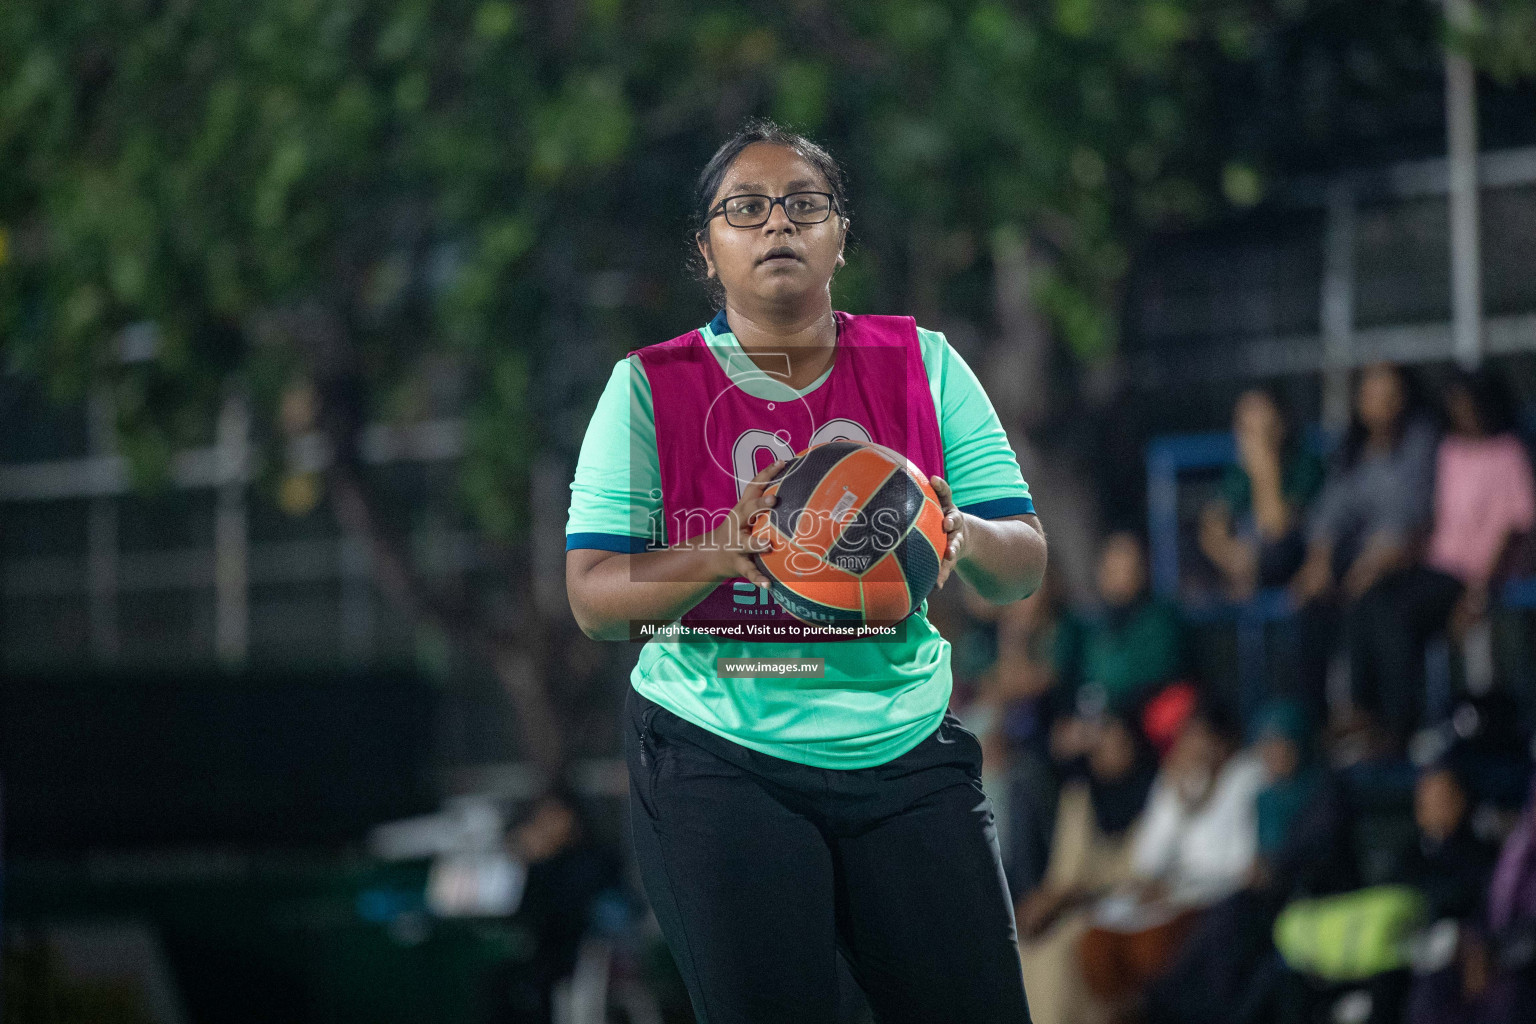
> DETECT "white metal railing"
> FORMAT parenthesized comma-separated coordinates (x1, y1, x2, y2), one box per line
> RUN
(0, 411, 468, 668)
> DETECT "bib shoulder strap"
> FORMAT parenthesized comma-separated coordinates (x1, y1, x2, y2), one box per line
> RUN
(835, 312, 918, 348)
(627, 327, 705, 364)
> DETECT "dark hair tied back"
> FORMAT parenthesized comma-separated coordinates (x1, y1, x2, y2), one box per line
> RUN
(1448, 367, 1519, 438)
(688, 119, 849, 305)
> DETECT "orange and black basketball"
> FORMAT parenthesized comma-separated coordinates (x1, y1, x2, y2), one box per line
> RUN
(750, 440, 948, 627)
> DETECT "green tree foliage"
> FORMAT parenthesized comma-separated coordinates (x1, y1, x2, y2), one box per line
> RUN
(1, 0, 635, 537)
(4, 0, 1524, 533)
(1462, 0, 1536, 83)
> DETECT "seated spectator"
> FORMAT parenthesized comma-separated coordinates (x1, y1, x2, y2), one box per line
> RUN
(1406, 758, 1500, 923)
(1076, 697, 1265, 1021)
(968, 573, 1072, 895)
(1016, 709, 1159, 1024)
(483, 787, 626, 1024)
(1290, 362, 1439, 741)
(1430, 372, 1534, 635)
(943, 584, 1006, 706)
(1145, 699, 1357, 1024)
(989, 572, 1071, 766)
(1054, 532, 1184, 720)
(1408, 772, 1536, 1024)
(1200, 388, 1326, 600)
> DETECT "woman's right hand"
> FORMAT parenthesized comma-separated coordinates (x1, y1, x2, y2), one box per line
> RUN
(1451, 583, 1490, 641)
(1049, 716, 1094, 763)
(1197, 502, 1231, 561)
(701, 459, 785, 589)
(1017, 887, 1071, 940)
(1237, 431, 1282, 481)
(1199, 503, 1258, 599)
(1290, 545, 1334, 605)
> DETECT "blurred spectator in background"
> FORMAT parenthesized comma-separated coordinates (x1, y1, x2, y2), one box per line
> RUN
(1248, 701, 1358, 898)
(942, 585, 1004, 707)
(969, 573, 1072, 895)
(1407, 772, 1536, 1024)
(1016, 709, 1158, 1024)
(1290, 362, 1439, 741)
(1076, 697, 1264, 1022)
(1054, 533, 1184, 721)
(1199, 388, 1326, 601)
(1433, 373, 1535, 633)
(1145, 699, 1357, 1024)
(1405, 760, 1500, 929)
(484, 788, 625, 1024)
(1429, 371, 1536, 634)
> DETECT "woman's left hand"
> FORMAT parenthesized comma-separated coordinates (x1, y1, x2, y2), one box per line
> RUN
(930, 475, 965, 589)
(1342, 536, 1407, 601)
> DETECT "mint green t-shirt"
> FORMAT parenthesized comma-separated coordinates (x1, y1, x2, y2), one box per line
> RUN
(567, 316, 1035, 768)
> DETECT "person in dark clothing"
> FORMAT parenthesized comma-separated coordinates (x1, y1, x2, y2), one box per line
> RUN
(1145, 700, 1357, 1024)
(1017, 709, 1160, 1024)
(1376, 759, 1502, 1024)
(971, 577, 1072, 897)
(1404, 762, 1500, 923)
(1408, 774, 1536, 1024)
(1290, 362, 1439, 742)
(484, 788, 626, 1024)
(1252, 703, 1359, 899)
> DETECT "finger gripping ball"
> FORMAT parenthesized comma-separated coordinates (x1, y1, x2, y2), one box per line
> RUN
(750, 440, 947, 627)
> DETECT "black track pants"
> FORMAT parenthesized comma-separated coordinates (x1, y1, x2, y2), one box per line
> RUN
(623, 686, 1032, 1024)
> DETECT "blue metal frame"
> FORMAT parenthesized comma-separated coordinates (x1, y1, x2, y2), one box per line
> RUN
(1146, 431, 1281, 718)
(1146, 431, 1237, 600)
(1502, 576, 1536, 608)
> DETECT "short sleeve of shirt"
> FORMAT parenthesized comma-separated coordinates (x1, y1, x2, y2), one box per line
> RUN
(566, 356, 664, 552)
(917, 328, 1036, 519)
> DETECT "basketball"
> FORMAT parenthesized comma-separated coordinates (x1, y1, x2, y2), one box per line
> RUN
(750, 440, 948, 627)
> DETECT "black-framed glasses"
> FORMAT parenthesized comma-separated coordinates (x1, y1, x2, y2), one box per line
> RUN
(706, 191, 837, 228)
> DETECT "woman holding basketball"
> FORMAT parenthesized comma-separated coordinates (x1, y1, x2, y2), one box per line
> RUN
(565, 121, 1047, 1024)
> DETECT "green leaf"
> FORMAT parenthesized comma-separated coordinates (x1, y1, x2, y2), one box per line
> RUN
(1055, 0, 1100, 39)
(1221, 162, 1265, 208)
(773, 60, 830, 131)
(473, 2, 519, 41)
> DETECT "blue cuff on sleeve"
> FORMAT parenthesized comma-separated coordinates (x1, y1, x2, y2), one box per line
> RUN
(565, 532, 652, 553)
(958, 496, 1036, 519)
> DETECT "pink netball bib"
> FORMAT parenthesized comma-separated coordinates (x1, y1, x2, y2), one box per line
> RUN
(629, 312, 944, 641)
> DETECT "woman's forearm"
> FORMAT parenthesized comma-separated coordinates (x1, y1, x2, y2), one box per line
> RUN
(568, 546, 730, 640)
(955, 513, 1048, 605)
(1200, 526, 1252, 582)
(1248, 472, 1294, 541)
(1477, 527, 1521, 586)
(572, 510, 1049, 635)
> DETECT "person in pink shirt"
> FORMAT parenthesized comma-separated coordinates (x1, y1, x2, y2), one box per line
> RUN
(1348, 369, 1534, 738)
(1426, 372, 1536, 633)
